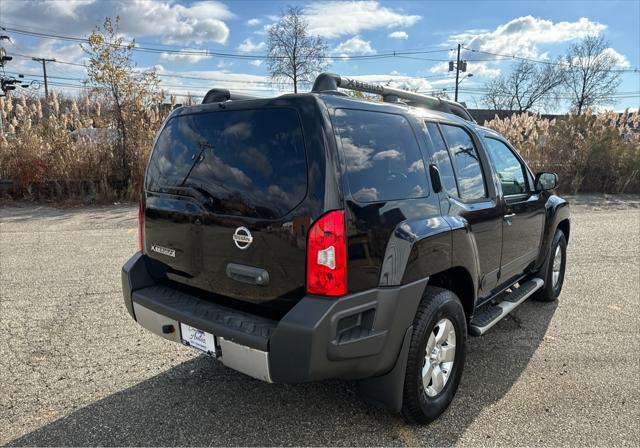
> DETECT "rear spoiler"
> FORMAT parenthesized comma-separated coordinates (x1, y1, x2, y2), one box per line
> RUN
(202, 88, 259, 104)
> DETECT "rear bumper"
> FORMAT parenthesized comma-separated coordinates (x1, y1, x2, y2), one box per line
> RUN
(122, 252, 427, 384)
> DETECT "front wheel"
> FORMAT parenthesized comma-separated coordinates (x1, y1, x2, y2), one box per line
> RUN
(533, 229, 567, 302)
(400, 287, 466, 424)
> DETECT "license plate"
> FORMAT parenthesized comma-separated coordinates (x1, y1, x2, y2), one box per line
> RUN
(180, 323, 217, 357)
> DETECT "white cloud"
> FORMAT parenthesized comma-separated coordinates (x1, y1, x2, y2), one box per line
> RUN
(160, 49, 212, 63)
(432, 16, 607, 77)
(249, 59, 263, 67)
(388, 31, 408, 39)
(348, 74, 434, 93)
(247, 18, 262, 26)
(334, 36, 376, 55)
(353, 187, 379, 202)
(602, 48, 630, 68)
(373, 150, 401, 160)
(409, 159, 425, 173)
(237, 38, 267, 54)
(450, 16, 606, 56)
(303, 1, 421, 38)
(2, 0, 234, 45)
(430, 61, 501, 77)
(152, 69, 282, 99)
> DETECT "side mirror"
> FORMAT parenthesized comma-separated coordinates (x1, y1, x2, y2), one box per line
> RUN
(535, 172, 558, 191)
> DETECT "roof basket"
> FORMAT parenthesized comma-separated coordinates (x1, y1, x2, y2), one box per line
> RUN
(311, 72, 474, 122)
(202, 88, 259, 104)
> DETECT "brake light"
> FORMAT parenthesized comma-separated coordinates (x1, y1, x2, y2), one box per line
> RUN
(306, 210, 347, 297)
(138, 201, 144, 252)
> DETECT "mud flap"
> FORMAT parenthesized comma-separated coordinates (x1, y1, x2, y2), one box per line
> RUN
(355, 325, 413, 413)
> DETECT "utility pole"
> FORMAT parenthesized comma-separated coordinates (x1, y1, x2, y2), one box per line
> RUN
(32, 57, 55, 105)
(449, 44, 468, 102)
(454, 44, 461, 102)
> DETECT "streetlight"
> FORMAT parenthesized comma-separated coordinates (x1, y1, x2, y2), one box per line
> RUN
(454, 73, 473, 102)
(458, 73, 473, 85)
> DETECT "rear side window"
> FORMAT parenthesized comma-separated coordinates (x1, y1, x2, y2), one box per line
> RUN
(424, 122, 458, 197)
(440, 124, 487, 201)
(333, 109, 429, 203)
(146, 108, 307, 219)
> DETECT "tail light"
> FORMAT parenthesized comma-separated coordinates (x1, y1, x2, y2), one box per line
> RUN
(306, 210, 347, 297)
(138, 201, 144, 252)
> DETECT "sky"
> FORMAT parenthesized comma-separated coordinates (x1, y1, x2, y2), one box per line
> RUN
(1, 0, 639, 111)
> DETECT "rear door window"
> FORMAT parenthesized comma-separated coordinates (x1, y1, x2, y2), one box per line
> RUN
(424, 122, 458, 197)
(439, 124, 487, 201)
(333, 109, 429, 203)
(146, 108, 307, 219)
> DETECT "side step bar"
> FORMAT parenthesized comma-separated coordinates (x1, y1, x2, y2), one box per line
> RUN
(469, 278, 544, 336)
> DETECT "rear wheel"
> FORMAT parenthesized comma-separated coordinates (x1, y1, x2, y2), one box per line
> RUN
(400, 287, 466, 424)
(534, 229, 567, 302)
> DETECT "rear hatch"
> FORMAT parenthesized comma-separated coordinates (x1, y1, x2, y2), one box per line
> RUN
(144, 106, 312, 309)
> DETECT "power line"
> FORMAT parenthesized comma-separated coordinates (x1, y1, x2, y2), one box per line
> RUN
(1, 25, 452, 61)
(5, 67, 455, 89)
(462, 46, 640, 73)
(4, 20, 450, 55)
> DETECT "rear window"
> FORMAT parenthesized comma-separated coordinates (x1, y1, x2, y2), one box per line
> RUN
(333, 109, 429, 203)
(146, 108, 307, 219)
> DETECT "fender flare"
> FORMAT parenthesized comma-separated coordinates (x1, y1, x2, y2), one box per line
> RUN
(535, 195, 570, 269)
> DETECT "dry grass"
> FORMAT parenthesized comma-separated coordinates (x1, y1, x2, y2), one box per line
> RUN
(1, 94, 639, 201)
(0, 93, 175, 201)
(484, 110, 640, 193)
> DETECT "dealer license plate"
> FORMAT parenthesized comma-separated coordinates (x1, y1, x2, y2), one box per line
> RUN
(180, 323, 217, 357)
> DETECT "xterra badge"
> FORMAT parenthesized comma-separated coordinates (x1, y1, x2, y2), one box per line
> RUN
(151, 244, 176, 258)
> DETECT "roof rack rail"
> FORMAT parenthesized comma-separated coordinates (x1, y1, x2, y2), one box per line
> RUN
(202, 88, 260, 104)
(311, 72, 475, 122)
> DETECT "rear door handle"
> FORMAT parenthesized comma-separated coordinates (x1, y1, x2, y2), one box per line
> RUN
(226, 263, 270, 286)
(503, 213, 516, 225)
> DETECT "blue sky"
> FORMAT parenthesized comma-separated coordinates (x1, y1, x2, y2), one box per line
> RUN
(1, 0, 638, 111)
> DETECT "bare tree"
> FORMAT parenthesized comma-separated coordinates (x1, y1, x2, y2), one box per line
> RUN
(564, 35, 622, 114)
(267, 6, 329, 93)
(482, 60, 564, 112)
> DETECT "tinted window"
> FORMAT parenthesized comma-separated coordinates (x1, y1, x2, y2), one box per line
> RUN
(484, 138, 528, 195)
(146, 108, 307, 219)
(333, 109, 429, 202)
(440, 124, 486, 201)
(424, 122, 458, 197)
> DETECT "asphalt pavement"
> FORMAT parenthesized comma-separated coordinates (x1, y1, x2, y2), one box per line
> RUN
(1, 196, 638, 446)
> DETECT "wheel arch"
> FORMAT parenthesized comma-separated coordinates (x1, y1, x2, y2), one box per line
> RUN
(426, 266, 475, 322)
(535, 195, 570, 269)
(557, 218, 570, 242)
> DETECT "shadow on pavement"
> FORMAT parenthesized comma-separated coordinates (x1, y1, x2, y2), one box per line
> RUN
(7, 300, 557, 446)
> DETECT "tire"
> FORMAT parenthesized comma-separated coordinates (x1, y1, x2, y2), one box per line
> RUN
(400, 286, 467, 424)
(533, 229, 567, 302)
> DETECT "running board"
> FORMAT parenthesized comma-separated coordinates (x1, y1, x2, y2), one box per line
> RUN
(469, 278, 544, 336)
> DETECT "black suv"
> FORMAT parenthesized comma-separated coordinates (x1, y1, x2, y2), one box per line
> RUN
(122, 73, 569, 424)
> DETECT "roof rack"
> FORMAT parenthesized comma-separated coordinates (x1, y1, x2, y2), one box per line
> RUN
(311, 72, 475, 122)
(202, 88, 259, 104)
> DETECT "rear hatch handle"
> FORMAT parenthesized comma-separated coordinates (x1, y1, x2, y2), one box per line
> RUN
(226, 263, 270, 286)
